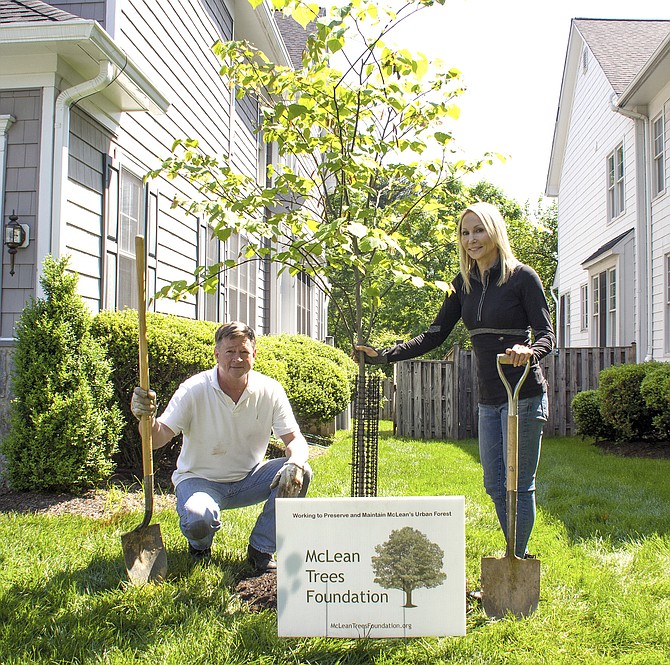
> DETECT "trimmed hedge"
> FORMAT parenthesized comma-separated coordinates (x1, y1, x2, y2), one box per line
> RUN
(91, 312, 356, 474)
(571, 361, 670, 445)
(570, 390, 614, 440)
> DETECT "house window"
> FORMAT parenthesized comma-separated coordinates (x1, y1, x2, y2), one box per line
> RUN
(592, 274, 600, 340)
(559, 293, 571, 347)
(107, 169, 144, 311)
(607, 144, 624, 220)
(652, 114, 665, 197)
(591, 268, 617, 345)
(203, 226, 221, 323)
(608, 268, 617, 345)
(580, 284, 589, 331)
(226, 232, 257, 328)
(296, 271, 312, 335)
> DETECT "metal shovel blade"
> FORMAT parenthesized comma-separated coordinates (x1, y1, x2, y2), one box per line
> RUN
(481, 555, 540, 619)
(122, 523, 168, 584)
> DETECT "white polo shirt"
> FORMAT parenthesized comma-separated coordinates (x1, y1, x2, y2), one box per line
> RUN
(160, 368, 299, 487)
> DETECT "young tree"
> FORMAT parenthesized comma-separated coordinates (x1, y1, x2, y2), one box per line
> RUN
(371, 526, 447, 607)
(151, 0, 489, 494)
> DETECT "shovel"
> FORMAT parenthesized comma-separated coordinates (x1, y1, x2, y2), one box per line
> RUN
(121, 235, 168, 584)
(481, 353, 539, 619)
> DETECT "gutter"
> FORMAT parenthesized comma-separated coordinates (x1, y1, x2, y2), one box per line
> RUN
(610, 95, 653, 362)
(52, 60, 118, 258)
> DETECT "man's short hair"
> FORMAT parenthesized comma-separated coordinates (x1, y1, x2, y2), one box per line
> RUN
(215, 321, 256, 347)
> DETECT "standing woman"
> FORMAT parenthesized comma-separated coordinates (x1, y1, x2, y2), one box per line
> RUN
(357, 201, 555, 557)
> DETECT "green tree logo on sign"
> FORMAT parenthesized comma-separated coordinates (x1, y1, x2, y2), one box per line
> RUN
(371, 526, 447, 608)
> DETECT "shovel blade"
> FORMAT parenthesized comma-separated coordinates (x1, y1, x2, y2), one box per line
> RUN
(122, 523, 167, 584)
(481, 555, 540, 619)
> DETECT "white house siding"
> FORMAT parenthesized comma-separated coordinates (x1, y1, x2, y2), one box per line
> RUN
(0, 89, 41, 338)
(64, 108, 112, 312)
(649, 89, 670, 358)
(556, 41, 638, 349)
(111, 0, 235, 321)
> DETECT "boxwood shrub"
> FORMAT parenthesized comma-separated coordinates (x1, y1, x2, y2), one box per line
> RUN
(640, 363, 670, 440)
(570, 389, 613, 440)
(598, 362, 656, 442)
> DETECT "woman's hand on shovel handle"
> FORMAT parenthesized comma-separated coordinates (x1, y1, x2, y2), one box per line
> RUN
(504, 344, 533, 367)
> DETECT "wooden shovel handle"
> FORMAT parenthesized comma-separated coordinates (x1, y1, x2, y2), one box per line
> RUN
(135, 236, 153, 481)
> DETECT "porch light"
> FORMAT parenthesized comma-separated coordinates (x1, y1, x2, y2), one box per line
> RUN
(4, 211, 29, 276)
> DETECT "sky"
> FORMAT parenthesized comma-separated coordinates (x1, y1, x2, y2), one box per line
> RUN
(391, 0, 669, 207)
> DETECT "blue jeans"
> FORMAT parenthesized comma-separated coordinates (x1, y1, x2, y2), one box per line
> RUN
(478, 392, 548, 557)
(175, 458, 312, 554)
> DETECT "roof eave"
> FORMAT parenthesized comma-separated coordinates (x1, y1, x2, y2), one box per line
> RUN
(0, 21, 169, 114)
(545, 22, 582, 197)
(616, 32, 670, 109)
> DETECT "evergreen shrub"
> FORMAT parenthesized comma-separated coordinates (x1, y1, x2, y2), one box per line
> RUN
(640, 363, 670, 440)
(598, 362, 655, 442)
(570, 389, 613, 440)
(2, 257, 123, 492)
(255, 334, 357, 425)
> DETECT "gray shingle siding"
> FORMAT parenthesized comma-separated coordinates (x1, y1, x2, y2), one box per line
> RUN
(0, 89, 41, 337)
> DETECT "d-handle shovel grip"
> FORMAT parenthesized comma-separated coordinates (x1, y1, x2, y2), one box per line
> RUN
(496, 353, 531, 416)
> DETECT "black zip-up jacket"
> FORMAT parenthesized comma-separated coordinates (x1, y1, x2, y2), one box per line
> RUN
(374, 261, 556, 405)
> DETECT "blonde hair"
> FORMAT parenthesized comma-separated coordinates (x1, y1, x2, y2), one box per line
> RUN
(458, 201, 519, 293)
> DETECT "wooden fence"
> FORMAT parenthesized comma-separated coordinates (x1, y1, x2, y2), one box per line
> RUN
(390, 344, 637, 440)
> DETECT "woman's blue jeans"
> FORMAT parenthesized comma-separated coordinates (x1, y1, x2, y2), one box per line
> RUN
(175, 458, 312, 555)
(478, 392, 548, 557)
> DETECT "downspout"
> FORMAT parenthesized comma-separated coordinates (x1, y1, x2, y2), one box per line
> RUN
(550, 284, 560, 343)
(52, 60, 118, 258)
(610, 95, 653, 362)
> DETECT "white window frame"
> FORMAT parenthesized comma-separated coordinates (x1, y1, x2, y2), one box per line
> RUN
(226, 232, 257, 328)
(607, 267, 617, 345)
(607, 144, 625, 221)
(580, 283, 589, 331)
(105, 168, 145, 311)
(296, 271, 312, 335)
(652, 113, 665, 198)
(201, 224, 222, 323)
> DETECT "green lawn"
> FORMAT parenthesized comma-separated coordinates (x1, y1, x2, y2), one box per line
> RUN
(1, 423, 669, 664)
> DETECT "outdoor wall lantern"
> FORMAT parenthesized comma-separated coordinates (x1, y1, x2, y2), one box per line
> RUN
(4, 211, 30, 276)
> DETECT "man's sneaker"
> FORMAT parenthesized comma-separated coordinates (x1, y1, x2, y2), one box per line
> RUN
(247, 545, 277, 573)
(189, 544, 212, 564)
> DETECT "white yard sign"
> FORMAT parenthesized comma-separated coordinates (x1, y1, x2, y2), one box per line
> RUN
(276, 496, 466, 638)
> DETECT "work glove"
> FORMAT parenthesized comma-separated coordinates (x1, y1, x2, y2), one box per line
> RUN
(354, 345, 388, 365)
(270, 462, 305, 498)
(130, 387, 157, 420)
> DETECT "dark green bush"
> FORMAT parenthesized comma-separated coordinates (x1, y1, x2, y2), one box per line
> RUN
(571, 390, 614, 440)
(598, 362, 656, 442)
(2, 257, 123, 492)
(90, 315, 357, 474)
(255, 334, 357, 425)
(640, 363, 670, 440)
